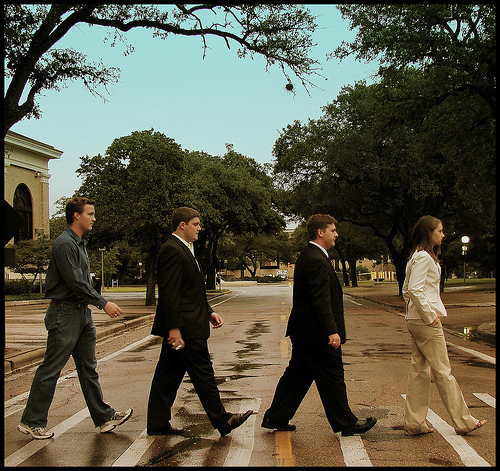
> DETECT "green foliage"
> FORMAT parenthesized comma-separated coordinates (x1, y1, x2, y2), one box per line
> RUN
(273, 68, 495, 289)
(5, 237, 52, 292)
(78, 128, 187, 245)
(76, 128, 188, 304)
(273, 5, 495, 290)
(219, 230, 292, 277)
(4, 279, 31, 295)
(186, 145, 285, 288)
(75, 131, 286, 298)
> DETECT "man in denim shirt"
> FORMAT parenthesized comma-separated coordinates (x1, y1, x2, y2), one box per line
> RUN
(18, 197, 132, 439)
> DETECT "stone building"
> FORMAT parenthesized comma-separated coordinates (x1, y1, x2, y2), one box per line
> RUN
(4, 130, 62, 244)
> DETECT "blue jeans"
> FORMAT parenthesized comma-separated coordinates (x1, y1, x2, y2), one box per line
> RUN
(21, 303, 115, 428)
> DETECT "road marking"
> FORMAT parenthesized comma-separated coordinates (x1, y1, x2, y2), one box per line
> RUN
(338, 435, 373, 467)
(473, 393, 496, 408)
(5, 407, 89, 467)
(274, 431, 296, 466)
(99, 335, 155, 362)
(223, 398, 261, 467)
(211, 291, 246, 308)
(112, 428, 155, 467)
(345, 297, 363, 306)
(446, 342, 495, 365)
(5, 371, 78, 418)
(280, 338, 290, 359)
(401, 395, 491, 467)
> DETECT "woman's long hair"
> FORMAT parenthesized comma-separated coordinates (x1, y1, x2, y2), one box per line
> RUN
(409, 215, 443, 262)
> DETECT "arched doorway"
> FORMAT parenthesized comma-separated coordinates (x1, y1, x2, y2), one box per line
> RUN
(13, 184, 33, 242)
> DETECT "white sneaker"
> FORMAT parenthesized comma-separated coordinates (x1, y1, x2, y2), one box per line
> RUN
(18, 423, 54, 440)
(99, 408, 133, 433)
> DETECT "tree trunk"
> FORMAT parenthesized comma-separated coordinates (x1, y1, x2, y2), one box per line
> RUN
(144, 249, 158, 306)
(349, 253, 358, 287)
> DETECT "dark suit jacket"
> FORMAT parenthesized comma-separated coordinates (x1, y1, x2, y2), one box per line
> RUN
(286, 243, 346, 345)
(151, 235, 214, 339)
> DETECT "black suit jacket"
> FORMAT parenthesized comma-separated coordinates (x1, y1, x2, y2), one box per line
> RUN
(151, 235, 214, 339)
(286, 243, 346, 345)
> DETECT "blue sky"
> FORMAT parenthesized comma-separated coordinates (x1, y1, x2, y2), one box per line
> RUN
(10, 5, 378, 216)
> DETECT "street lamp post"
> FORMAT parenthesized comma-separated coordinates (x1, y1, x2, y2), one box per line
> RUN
(461, 236, 470, 283)
(99, 248, 106, 290)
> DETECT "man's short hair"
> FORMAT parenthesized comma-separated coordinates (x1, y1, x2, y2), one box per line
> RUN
(306, 214, 337, 240)
(65, 196, 95, 224)
(171, 207, 200, 231)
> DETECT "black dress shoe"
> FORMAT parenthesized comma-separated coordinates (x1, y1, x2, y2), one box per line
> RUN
(218, 410, 253, 436)
(262, 418, 296, 431)
(147, 424, 184, 435)
(341, 417, 377, 436)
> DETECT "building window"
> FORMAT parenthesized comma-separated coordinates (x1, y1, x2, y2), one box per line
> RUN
(13, 184, 33, 242)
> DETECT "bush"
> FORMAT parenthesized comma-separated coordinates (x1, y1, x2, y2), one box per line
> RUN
(256, 276, 282, 283)
(4, 280, 27, 295)
(4, 279, 45, 295)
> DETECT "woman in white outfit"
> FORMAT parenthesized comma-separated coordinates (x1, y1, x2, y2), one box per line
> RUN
(402, 215, 487, 436)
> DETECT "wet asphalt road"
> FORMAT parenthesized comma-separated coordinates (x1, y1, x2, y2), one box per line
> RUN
(4, 283, 496, 467)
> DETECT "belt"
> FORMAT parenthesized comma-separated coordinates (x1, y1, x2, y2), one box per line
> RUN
(50, 299, 87, 309)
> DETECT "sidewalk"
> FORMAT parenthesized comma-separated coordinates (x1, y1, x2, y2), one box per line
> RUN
(345, 281, 496, 344)
(4, 282, 495, 374)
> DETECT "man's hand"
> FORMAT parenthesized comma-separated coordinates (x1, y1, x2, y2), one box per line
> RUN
(431, 316, 441, 326)
(328, 333, 341, 349)
(168, 328, 184, 350)
(103, 301, 122, 319)
(209, 312, 224, 328)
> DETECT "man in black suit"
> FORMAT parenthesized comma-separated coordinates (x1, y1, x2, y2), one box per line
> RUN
(147, 207, 252, 436)
(262, 214, 376, 436)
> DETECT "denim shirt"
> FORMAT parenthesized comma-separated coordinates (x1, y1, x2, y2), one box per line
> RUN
(45, 226, 108, 309)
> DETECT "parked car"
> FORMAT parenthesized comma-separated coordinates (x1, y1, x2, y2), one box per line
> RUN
(276, 270, 288, 281)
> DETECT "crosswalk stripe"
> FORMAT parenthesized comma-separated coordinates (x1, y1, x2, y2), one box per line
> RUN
(401, 394, 491, 467)
(473, 393, 496, 408)
(446, 342, 496, 365)
(338, 435, 373, 467)
(112, 428, 155, 467)
(223, 398, 261, 467)
(4, 407, 89, 467)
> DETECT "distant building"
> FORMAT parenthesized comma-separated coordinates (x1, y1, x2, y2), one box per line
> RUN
(4, 130, 62, 244)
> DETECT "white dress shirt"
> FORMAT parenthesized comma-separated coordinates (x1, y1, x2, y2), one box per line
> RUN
(402, 250, 447, 323)
(172, 233, 195, 256)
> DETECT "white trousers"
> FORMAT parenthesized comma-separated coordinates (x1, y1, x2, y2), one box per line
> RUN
(404, 319, 477, 434)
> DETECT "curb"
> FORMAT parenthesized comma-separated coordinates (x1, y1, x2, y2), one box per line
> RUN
(477, 322, 496, 340)
(4, 313, 156, 375)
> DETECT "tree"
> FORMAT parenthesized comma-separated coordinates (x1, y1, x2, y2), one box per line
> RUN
(273, 69, 494, 294)
(76, 129, 189, 305)
(333, 4, 495, 113)
(334, 221, 386, 287)
(273, 5, 495, 293)
(5, 237, 52, 293)
(186, 145, 285, 289)
(219, 230, 292, 278)
(4, 4, 321, 136)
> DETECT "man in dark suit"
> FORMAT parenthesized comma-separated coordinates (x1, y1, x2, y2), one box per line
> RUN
(262, 214, 376, 436)
(147, 207, 252, 436)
